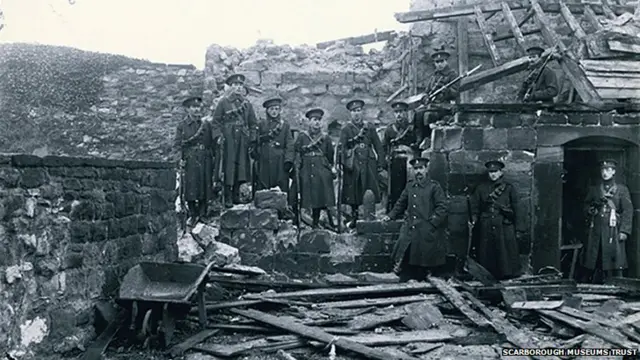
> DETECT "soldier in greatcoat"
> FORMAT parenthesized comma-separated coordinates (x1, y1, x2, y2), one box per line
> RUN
(382, 157, 448, 282)
(382, 100, 419, 213)
(517, 45, 558, 103)
(294, 108, 337, 228)
(337, 99, 385, 228)
(582, 159, 633, 282)
(254, 96, 294, 194)
(469, 161, 522, 280)
(212, 73, 259, 208)
(173, 96, 214, 225)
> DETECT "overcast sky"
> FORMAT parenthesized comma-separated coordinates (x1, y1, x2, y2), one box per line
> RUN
(0, 0, 411, 68)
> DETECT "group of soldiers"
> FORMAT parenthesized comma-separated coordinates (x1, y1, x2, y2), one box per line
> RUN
(173, 44, 632, 283)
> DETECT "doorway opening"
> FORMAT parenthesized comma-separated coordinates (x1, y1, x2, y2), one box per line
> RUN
(561, 136, 638, 281)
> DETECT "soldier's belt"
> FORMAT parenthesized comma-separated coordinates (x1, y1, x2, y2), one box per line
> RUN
(184, 144, 205, 150)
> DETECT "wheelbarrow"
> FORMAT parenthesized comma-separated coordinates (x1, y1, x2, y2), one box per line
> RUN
(116, 261, 215, 348)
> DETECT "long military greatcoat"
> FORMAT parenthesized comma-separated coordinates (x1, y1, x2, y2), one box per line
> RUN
(582, 181, 633, 271)
(389, 177, 448, 268)
(255, 117, 294, 193)
(517, 66, 558, 102)
(294, 131, 336, 209)
(338, 121, 385, 206)
(212, 93, 258, 186)
(469, 178, 522, 279)
(382, 122, 418, 212)
(174, 116, 214, 202)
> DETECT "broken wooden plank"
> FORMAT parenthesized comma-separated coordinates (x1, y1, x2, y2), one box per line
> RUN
(428, 277, 491, 328)
(276, 350, 299, 360)
(463, 292, 561, 360)
(581, 60, 640, 73)
(347, 308, 406, 330)
(589, 76, 640, 88)
(601, 0, 618, 19)
(619, 311, 640, 326)
(81, 310, 126, 360)
(519, 8, 535, 26)
(596, 88, 640, 99)
(210, 264, 267, 276)
(169, 329, 219, 357)
(586, 70, 640, 78)
(314, 294, 439, 309)
(231, 308, 421, 360)
(459, 56, 530, 92)
(394, 0, 635, 23)
(194, 336, 301, 357)
(501, 2, 527, 55)
(531, 0, 603, 104)
(402, 301, 444, 329)
(408, 342, 444, 355)
(243, 281, 439, 300)
(346, 330, 455, 346)
(316, 30, 397, 49)
(511, 300, 564, 310)
(584, 5, 604, 30)
(559, 0, 587, 39)
(474, 5, 501, 66)
(609, 40, 640, 55)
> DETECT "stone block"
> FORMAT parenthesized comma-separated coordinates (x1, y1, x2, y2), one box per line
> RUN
(318, 254, 360, 274)
(430, 129, 445, 152)
(612, 114, 640, 125)
(273, 252, 321, 276)
(491, 113, 521, 128)
(20, 168, 50, 188)
(537, 113, 568, 125)
(0, 167, 21, 188)
(191, 223, 219, 248)
(220, 209, 250, 230)
(462, 128, 484, 150)
(506, 151, 534, 172)
(117, 235, 142, 261)
(91, 221, 109, 242)
(358, 255, 393, 273)
(507, 128, 537, 150)
(458, 112, 492, 127)
(299, 229, 334, 253)
(254, 189, 288, 211)
(442, 128, 462, 151)
(243, 71, 261, 85)
(506, 171, 533, 195)
(361, 234, 396, 255)
(249, 208, 279, 229)
(426, 152, 448, 187)
(536, 146, 563, 163)
(482, 128, 508, 150)
(328, 84, 353, 96)
(355, 220, 402, 234)
(311, 85, 328, 95)
(140, 233, 158, 255)
(177, 233, 203, 262)
(600, 113, 613, 126)
(70, 222, 91, 243)
(200, 241, 241, 266)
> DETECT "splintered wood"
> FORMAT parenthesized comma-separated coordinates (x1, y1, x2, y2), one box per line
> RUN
(428, 276, 491, 328)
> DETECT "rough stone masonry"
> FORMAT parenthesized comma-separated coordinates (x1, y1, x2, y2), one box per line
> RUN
(0, 154, 176, 358)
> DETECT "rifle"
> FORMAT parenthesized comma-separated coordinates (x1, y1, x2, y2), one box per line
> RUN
(414, 64, 483, 112)
(215, 138, 225, 206)
(295, 162, 302, 241)
(522, 45, 559, 101)
(336, 143, 343, 234)
(178, 161, 187, 235)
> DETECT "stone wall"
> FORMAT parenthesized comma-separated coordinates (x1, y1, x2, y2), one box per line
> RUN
(0, 154, 177, 358)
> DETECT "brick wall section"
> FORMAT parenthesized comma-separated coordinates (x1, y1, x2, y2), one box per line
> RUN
(0, 154, 177, 357)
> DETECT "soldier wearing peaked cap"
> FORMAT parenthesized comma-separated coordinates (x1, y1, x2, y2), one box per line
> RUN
(383, 100, 419, 213)
(518, 45, 558, 103)
(582, 159, 633, 282)
(469, 160, 523, 280)
(382, 157, 449, 281)
(173, 95, 215, 225)
(213, 72, 259, 208)
(294, 108, 337, 228)
(337, 99, 386, 228)
(253, 96, 294, 209)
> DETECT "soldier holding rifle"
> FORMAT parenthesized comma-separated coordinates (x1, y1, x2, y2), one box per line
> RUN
(173, 96, 215, 226)
(517, 45, 558, 103)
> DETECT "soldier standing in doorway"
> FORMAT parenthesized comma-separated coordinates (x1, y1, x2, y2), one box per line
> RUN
(382, 157, 449, 282)
(382, 100, 419, 213)
(582, 159, 633, 282)
(212, 73, 259, 208)
(173, 96, 215, 225)
(414, 49, 459, 149)
(469, 161, 523, 280)
(253, 96, 294, 195)
(337, 99, 386, 228)
(294, 108, 337, 229)
(517, 45, 559, 103)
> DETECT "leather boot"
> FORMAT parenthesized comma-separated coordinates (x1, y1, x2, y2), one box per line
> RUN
(311, 209, 320, 229)
(232, 184, 241, 204)
(325, 209, 336, 229)
(348, 206, 358, 229)
(224, 187, 233, 208)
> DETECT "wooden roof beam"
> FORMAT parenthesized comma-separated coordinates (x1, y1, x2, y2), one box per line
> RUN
(518, 8, 535, 27)
(559, 0, 587, 39)
(394, 1, 635, 23)
(601, 0, 617, 19)
(501, 2, 527, 55)
(474, 5, 501, 66)
(458, 56, 531, 91)
(316, 30, 397, 49)
(584, 5, 604, 31)
(530, 0, 603, 105)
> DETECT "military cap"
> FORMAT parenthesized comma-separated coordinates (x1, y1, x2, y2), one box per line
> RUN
(305, 108, 324, 119)
(262, 97, 283, 109)
(600, 159, 617, 168)
(526, 46, 545, 55)
(431, 50, 450, 61)
(346, 99, 365, 111)
(485, 160, 505, 171)
(409, 157, 430, 166)
(225, 73, 246, 85)
(182, 96, 203, 107)
(391, 101, 409, 111)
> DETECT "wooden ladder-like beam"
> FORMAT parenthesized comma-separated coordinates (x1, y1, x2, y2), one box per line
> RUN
(530, 0, 603, 104)
(501, 2, 527, 56)
(584, 5, 604, 31)
(601, 0, 618, 19)
(559, 0, 587, 39)
(474, 5, 500, 66)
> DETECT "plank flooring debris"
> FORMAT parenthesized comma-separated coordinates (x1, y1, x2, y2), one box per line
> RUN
(510, 300, 564, 310)
(347, 308, 407, 330)
(428, 277, 491, 328)
(402, 301, 444, 329)
(243, 281, 439, 300)
(314, 294, 439, 309)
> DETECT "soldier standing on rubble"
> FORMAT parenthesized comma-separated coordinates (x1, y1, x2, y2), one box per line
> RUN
(582, 159, 633, 282)
(173, 96, 215, 225)
(517, 45, 558, 103)
(213, 73, 259, 208)
(253, 96, 295, 195)
(469, 161, 522, 280)
(414, 50, 459, 149)
(337, 99, 386, 228)
(382, 100, 419, 213)
(382, 157, 448, 281)
(294, 108, 337, 229)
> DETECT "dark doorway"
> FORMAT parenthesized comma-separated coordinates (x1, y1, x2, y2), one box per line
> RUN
(562, 136, 638, 280)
